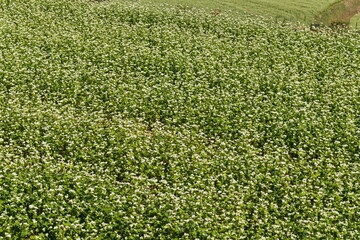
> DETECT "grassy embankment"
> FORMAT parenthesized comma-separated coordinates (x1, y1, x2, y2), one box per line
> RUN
(350, 13, 360, 28)
(137, 0, 340, 24)
(0, 0, 359, 239)
(315, 0, 360, 28)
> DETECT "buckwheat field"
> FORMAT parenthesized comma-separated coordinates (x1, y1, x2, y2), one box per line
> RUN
(0, 0, 359, 239)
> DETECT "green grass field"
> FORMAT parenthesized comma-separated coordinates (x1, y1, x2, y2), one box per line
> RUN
(350, 13, 360, 28)
(138, 0, 341, 23)
(1, 0, 359, 239)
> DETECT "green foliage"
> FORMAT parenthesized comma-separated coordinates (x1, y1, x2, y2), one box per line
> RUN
(0, 0, 359, 239)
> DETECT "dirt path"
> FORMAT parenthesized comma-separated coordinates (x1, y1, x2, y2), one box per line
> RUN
(315, 0, 360, 25)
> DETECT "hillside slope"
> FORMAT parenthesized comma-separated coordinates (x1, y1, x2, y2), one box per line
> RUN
(315, 0, 360, 27)
(138, 0, 340, 23)
(350, 13, 360, 28)
(0, 0, 359, 239)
